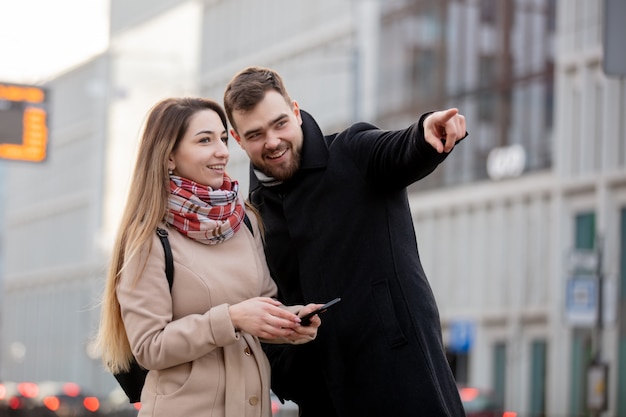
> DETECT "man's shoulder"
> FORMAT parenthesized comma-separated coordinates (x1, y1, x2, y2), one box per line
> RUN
(325, 121, 382, 146)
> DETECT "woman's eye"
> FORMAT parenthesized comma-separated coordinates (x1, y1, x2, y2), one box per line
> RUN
(221, 136, 228, 144)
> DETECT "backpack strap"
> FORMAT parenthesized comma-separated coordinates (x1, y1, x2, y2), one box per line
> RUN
(156, 227, 174, 291)
(243, 213, 253, 236)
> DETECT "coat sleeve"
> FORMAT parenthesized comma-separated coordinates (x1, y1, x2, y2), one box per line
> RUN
(338, 112, 452, 190)
(116, 236, 240, 370)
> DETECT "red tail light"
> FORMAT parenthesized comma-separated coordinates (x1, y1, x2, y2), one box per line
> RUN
(459, 387, 479, 402)
(17, 382, 38, 398)
(43, 396, 60, 411)
(8, 396, 22, 410)
(62, 382, 81, 397)
(503, 412, 517, 417)
(133, 402, 142, 410)
(84, 396, 100, 412)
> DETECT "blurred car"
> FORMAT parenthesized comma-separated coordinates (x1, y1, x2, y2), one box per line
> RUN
(0, 381, 47, 416)
(35, 381, 102, 417)
(0, 381, 18, 414)
(458, 386, 517, 417)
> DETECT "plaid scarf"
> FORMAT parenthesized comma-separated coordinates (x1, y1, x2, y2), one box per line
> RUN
(166, 174, 245, 244)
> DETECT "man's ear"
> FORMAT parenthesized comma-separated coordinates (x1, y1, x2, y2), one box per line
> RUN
(292, 100, 303, 125)
(230, 128, 243, 147)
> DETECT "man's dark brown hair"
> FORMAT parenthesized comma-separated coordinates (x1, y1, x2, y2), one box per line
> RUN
(223, 66, 292, 132)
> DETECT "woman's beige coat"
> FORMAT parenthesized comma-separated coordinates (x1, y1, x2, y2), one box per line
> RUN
(117, 215, 277, 417)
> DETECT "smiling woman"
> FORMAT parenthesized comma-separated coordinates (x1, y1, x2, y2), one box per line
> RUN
(168, 109, 230, 190)
(0, 0, 109, 83)
(96, 96, 322, 417)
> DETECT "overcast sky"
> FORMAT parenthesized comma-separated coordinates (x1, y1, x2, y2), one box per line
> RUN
(0, 0, 109, 85)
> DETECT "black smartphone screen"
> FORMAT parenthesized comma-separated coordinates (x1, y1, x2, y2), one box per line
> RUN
(300, 297, 341, 325)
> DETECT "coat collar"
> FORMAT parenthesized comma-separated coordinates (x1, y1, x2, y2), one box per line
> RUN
(299, 110, 329, 170)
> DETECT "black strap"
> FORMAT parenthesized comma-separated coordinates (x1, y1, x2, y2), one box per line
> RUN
(243, 213, 253, 236)
(156, 227, 174, 291)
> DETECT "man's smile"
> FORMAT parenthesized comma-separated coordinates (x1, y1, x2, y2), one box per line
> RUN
(266, 148, 288, 160)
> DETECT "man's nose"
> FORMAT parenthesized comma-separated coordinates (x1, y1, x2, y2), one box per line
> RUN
(264, 134, 281, 149)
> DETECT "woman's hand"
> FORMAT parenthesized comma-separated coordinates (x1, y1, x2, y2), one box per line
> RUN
(229, 297, 301, 339)
(284, 303, 323, 345)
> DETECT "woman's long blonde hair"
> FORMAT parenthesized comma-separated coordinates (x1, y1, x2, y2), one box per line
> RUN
(96, 97, 229, 373)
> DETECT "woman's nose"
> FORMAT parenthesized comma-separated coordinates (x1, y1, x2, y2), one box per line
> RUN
(217, 139, 229, 157)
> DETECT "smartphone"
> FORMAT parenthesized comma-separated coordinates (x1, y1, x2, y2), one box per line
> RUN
(300, 297, 341, 326)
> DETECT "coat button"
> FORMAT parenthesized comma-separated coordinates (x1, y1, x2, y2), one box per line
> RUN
(244, 346, 251, 356)
(249, 395, 259, 405)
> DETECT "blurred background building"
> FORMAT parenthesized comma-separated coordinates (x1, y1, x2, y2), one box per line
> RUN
(1, 0, 625, 416)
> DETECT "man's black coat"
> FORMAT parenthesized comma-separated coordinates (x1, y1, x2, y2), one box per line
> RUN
(251, 111, 466, 417)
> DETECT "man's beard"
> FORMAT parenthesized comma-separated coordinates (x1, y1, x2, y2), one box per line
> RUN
(260, 145, 301, 181)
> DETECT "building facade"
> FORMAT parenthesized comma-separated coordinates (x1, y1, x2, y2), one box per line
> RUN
(1, 56, 112, 392)
(1, 0, 625, 416)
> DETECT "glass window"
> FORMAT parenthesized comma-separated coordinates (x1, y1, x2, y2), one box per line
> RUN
(480, 0, 497, 25)
(478, 55, 497, 122)
(617, 208, 626, 416)
(412, 47, 438, 100)
(575, 212, 596, 250)
(546, 0, 556, 33)
(570, 330, 592, 415)
(493, 342, 507, 408)
(544, 62, 555, 129)
(530, 340, 547, 417)
(570, 213, 595, 415)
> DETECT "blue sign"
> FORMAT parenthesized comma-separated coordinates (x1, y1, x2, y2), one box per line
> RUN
(566, 275, 598, 327)
(449, 320, 475, 353)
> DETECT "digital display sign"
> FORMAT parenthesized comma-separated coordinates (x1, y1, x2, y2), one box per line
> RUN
(0, 82, 48, 162)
